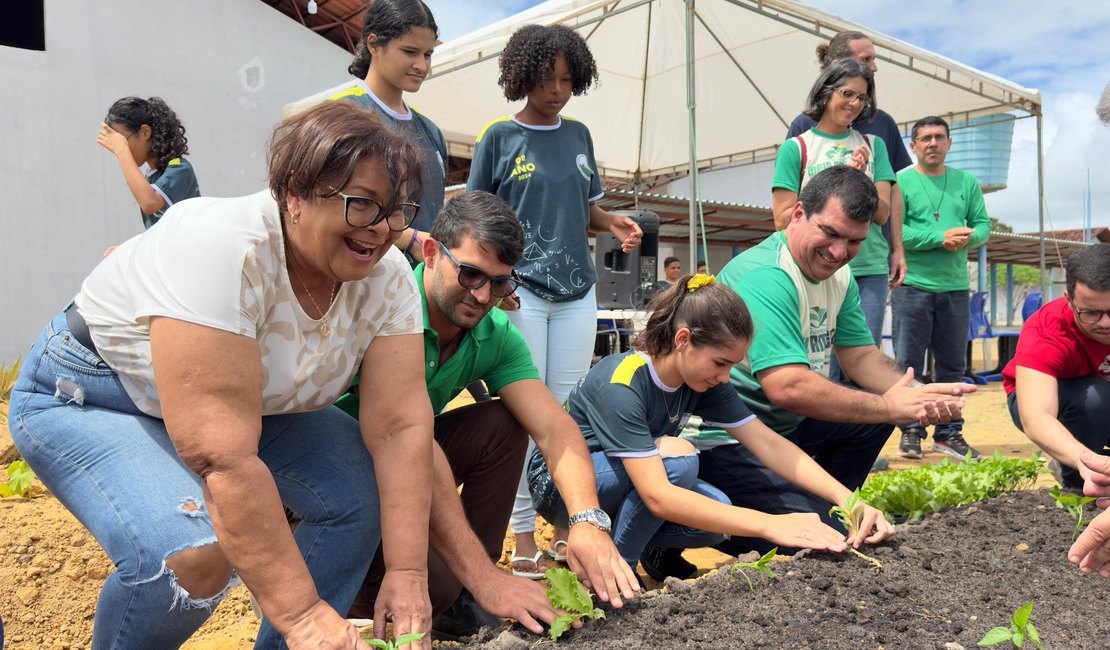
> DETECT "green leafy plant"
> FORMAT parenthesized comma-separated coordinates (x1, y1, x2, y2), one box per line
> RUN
(829, 489, 863, 538)
(728, 547, 777, 592)
(861, 452, 1045, 522)
(978, 601, 1043, 649)
(0, 460, 35, 498)
(0, 357, 20, 403)
(1049, 486, 1097, 540)
(544, 567, 604, 641)
(366, 632, 426, 649)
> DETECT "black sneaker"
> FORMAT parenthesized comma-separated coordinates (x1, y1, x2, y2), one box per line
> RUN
(431, 589, 503, 640)
(898, 428, 925, 459)
(933, 433, 983, 461)
(640, 547, 696, 581)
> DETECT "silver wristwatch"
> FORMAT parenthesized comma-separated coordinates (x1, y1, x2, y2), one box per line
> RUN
(568, 508, 612, 533)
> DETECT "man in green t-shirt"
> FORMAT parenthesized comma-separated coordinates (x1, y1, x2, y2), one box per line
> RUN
(338, 191, 636, 637)
(893, 116, 991, 462)
(691, 167, 973, 558)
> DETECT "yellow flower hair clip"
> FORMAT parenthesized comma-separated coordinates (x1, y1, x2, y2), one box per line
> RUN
(687, 273, 716, 293)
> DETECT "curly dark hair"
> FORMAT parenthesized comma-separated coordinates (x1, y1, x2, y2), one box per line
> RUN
(497, 24, 598, 102)
(105, 97, 189, 173)
(348, 0, 438, 79)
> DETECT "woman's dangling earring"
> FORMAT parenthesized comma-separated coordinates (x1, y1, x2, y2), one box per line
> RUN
(290, 210, 299, 225)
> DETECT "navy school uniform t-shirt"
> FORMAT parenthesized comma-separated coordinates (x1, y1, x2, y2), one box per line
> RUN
(467, 115, 603, 302)
(567, 350, 756, 457)
(143, 157, 200, 229)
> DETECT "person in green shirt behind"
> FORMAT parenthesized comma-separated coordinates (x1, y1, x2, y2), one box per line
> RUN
(893, 116, 991, 462)
(336, 191, 637, 638)
(655, 167, 974, 575)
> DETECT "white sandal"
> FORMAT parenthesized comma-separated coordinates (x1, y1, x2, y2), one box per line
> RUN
(547, 539, 569, 562)
(510, 551, 546, 580)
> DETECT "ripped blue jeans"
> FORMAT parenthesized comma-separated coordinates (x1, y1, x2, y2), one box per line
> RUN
(9, 312, 382, 649)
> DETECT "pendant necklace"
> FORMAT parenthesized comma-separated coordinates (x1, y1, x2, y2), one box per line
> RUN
(289, 260, 339, 336)
(916, 168, 949, 221)
(662, 388, 682, 424)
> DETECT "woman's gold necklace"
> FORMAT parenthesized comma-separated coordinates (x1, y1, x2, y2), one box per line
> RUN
(289, 261, 339, 336)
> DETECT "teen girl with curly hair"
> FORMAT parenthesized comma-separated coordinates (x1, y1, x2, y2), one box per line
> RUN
(98, 96, 199, 229)
(466, 23, 643, 577)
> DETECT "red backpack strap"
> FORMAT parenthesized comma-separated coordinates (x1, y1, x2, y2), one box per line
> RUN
(794, 135, 808, 187)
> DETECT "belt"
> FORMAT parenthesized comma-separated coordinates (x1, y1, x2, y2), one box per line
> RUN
(64, 302, 99, 357)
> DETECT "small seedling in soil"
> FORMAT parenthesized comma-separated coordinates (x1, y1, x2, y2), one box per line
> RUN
(728, 547, 777, 592)
(366, 632, 426, 649)
(828, 489, 882, 572)
(0, 460, 36, 498)
(1049, 486, 1096, 540)
(978, 601, 1043, 649)
(544, 567, 605, 641)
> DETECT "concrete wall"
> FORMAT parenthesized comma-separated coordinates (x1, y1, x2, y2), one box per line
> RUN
(0, 0, 352, 363)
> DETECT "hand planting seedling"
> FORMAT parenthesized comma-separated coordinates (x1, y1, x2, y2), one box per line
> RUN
(0, 460, 35, 499)
(366, 632, 426, 649)
(978, 601, 1042, 649)
(728, 547, 777, 592)
(544, 567, 605, 641)
(828, 489, 882, 572)
(1049, 486, 1096, 540)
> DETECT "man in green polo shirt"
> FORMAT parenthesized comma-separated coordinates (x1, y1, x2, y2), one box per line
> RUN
(337, 191, 636, 637)
(687, 167, 973, 561)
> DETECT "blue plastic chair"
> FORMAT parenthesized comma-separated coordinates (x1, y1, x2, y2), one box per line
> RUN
(968, 291, 992, 340)
(1021, 291, 1044, 322)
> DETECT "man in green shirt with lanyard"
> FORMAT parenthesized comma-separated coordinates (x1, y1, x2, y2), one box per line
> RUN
(893, 116, 991, 461)
(337, 191, 636, 637)
(689, 167, 973, 559)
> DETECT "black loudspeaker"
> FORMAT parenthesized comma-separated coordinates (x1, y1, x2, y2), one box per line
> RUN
(595, 211, 660, 308)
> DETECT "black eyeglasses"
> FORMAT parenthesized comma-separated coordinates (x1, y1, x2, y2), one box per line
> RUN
(438, 242, 519, 298)
(1072, 305, 1110, 325)
(332, 190, 420, 231)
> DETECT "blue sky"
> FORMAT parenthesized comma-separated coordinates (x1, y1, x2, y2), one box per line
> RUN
(423, 0, 1110, 236)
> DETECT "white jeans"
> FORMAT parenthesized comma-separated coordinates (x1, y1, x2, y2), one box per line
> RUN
(507, 285, 597, 535)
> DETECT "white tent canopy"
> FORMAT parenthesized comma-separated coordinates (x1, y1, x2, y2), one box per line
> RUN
(414, 0, 1041, 182)
(287, 0, 1048, 278)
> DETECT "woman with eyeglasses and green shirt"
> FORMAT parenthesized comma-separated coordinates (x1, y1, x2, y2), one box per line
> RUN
(11, 102, 437, 649)
(771, 58, 895, 387)
(98, 96, 200, 230)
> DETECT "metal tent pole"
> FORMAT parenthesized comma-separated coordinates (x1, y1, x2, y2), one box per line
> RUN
(686, 0, 698, 268)
(1037, 114, 1046, 294)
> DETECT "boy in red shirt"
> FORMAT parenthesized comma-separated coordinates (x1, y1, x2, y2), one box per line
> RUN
(1003, 243, 1110, 489)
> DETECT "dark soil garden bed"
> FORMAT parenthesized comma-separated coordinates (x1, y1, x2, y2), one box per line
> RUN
(470, 489, 1109, 649)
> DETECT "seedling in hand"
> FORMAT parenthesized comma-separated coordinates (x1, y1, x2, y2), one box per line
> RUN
(544, 567, 605, 641)
(828, 489, 882, 572)
(1049, 486, 1096, 540)
(0, 460, 35, 498)
(829, 489, 863, 538)
(366, 632, 426, 649)
(728, 547, 777, 592)
(978, 601, 1042, 649)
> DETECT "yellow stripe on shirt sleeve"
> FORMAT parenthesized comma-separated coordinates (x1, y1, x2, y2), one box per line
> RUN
(610, 354, 647, 387)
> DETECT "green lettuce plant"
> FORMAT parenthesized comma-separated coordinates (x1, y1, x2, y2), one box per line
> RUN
(544, 567, 604, 641)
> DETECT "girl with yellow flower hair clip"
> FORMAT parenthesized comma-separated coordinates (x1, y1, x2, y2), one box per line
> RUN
(527, 276, 885, 581)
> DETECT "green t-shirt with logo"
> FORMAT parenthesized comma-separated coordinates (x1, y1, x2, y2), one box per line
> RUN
(334, 263, 540, 419)
(772, 128, 895, 277)
(466, 116, 603, 302)
(691, 232, 873, 443)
